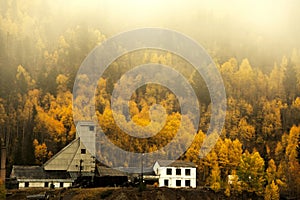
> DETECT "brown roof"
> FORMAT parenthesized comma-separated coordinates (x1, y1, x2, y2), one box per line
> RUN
(156, 160, 196, 168)
(96, 166, 127, 177)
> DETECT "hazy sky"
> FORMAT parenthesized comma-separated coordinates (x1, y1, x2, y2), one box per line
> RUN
(57, 0, 297, 34)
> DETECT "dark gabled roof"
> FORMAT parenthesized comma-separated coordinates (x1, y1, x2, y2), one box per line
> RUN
(114, 167, 154, 175)
(75, 121, 95, 126)
(156, 160, 196, 168)
(69, 172, 94, 179)
(11, 165, 71, 180)
(96, 166, 127, 177)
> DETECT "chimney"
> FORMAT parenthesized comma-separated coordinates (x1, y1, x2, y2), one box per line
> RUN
(0, 141, 6, 183)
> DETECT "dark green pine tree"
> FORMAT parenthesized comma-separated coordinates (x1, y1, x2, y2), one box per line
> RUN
(283, 59, 298, 105)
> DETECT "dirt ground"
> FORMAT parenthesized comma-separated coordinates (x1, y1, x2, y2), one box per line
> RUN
(6, 187, 263, 200)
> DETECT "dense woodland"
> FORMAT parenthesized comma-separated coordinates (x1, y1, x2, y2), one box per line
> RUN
(0, 0, 300, 199)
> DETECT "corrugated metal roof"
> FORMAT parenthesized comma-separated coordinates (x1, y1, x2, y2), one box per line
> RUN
(156, 160, 196, 168)
(11, 165, 71, 180)
(69, 172, 94, 178)
(114, 167, 154, 174)
(43, 138, 80, 169)
(96, 166, 127, 177)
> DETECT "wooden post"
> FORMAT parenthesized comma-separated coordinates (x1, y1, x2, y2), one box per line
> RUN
(0, 141, 6, 183)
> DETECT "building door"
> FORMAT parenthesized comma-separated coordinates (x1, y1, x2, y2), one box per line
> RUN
(164, 179, 169, 186)
(185, 180, 191, 187)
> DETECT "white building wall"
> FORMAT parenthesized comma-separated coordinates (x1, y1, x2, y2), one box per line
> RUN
(76, 121, 96, 156)
(157, 167, 196, 188)
(28, 182, 45, 187)
(63, 182, 73, 187)
(53, 182, 61, 188)
(44, 121, 96, 173)
(67, 141, 95, 173)
(18, 181, 45, 188)
(18, 180, 73, 188)
(153, 162, 160, 174)
(19, 182, 25, 188)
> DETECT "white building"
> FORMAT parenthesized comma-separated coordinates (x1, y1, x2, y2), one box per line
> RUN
(10, 121, 96, 188)
(153, 160, 197, 188)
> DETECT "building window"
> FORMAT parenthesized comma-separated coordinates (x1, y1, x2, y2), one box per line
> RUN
(164, 179, 169, 186)
(89, 126, 94, 131)
(185, 180, 191, 187)
(60, 182, 64, 188)
(176, 180, 181, 187)
(81, 149, 86, 154)
(176, 168, 181, 175)
(185, 169, 191, 176)
(25, 182, 29, 187)
(44, 182, 49, 187)
(166, 168, 172, 175)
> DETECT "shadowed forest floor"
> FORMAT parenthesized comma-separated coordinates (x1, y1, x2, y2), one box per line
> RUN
(6, 187, 265, 200)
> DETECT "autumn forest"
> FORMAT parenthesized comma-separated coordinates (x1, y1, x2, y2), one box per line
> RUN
(0, 0, 300, 199)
